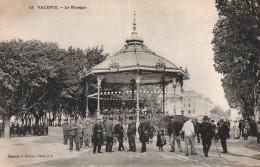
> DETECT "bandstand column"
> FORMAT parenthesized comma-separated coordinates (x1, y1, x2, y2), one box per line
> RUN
(162, 79, 165, 115)
(172, 78, 177, 114)
(97, 76, 104, 118)
(85, 82, 89, 117)
(135, 75, 142, 128)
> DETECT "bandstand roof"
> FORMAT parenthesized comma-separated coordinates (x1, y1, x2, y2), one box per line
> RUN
(81, 14, 189, 85)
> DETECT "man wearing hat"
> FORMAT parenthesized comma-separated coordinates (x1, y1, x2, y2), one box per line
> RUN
(67, 118, 78, 151)
(92, 118, 104, 154)
(75, 122, 85, 151)
(83, 119, 92, 148)
(105, 117, 115, 152)
(115, 119, 125, 151)
(168, 117, 183, 153)
(138, 116, 150, 153)
(199, 116, 214, 157)
(127, 116, 136, 152)
(217, 119, 230, 153)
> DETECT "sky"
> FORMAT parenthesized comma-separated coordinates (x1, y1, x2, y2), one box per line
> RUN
(0, 0, 230, 111)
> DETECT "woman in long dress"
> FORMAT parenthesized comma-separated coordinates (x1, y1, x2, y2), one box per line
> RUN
(233, 121, 240, 139)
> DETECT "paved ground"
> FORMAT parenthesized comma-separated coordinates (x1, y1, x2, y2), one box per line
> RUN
(0, 136, 259, 167)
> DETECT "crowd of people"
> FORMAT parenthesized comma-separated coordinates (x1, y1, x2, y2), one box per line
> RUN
(9, 123, 48, 137)
(61, 115, 260, 157)
(232, 119, 258, 140)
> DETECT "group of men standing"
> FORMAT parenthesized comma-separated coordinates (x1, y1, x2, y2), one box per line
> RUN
(10, 123, 48, 137)
(63, 119, 92, 151)
(168, 116, 230, 157)
(63, 115, 231, 157)
(62, 115, 154, 154)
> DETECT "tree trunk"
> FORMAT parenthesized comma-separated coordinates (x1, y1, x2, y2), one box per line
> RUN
(35, 117, 39, 124)
(4, 117, 10, 139)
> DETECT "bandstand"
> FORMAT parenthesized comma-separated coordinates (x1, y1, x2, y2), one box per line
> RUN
(81, 13, 189, 126)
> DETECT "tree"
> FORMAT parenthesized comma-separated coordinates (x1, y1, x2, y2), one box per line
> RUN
(213, 0, 260, 121)
(61, 46, 108, 118)
(210, 106, 230, 119)
(0, 39, 65, 138)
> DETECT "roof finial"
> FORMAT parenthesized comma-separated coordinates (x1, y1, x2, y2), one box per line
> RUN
(133, 11, 137, 35)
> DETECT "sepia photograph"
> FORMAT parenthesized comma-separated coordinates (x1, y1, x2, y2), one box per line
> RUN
(0, 0, 260, 166)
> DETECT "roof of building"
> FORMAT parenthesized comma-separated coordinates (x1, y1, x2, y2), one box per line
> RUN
(82, 13, 189, 84)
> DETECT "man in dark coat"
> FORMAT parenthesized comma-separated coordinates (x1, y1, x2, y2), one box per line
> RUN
(193, 119, 200, 143)
(115, 119, 124, 151)
(127, 116, 136, 152)
(138, 116, 150, 153)
(239, 120, 243, 135)
(169, 118, 183, 152)
(217, 119, 230, 153)
(168, 118, 174, 144)
(199, 116, 214, 157)
(105, 118, 114, 152)
(92, 118, 103, 154)
(67, 119, 78, 151)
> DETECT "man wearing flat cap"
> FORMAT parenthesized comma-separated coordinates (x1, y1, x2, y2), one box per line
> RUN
(127, 116, 136, 152)
(199, 116, 214, 157)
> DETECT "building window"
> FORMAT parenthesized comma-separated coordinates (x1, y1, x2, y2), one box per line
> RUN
(188, 104, 190, 107)
(188, 110, 191, 115)
(193, 110, 195, 113)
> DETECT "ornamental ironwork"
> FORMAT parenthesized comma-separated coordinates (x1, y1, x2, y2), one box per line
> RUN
(109, 60, 119, 71)
(156, 59, 166, 70)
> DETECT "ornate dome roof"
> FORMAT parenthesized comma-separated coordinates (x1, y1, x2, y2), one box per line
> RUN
(84, 13, 189, 83)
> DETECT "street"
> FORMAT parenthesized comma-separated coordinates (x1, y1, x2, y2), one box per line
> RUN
(0, 136, 259, 167)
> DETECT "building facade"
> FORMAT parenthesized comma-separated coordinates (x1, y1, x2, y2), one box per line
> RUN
(164, 83, 183, 115)
(182, 91, 214, 119)
(164, 88, 215, 119)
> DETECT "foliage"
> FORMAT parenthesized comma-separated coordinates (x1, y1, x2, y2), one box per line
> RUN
(213, 0, 260, 119)
(210, 106, 230, 118)
(0, 38, 108, 132)
(0, 39, 65, 120)
(61, 46, 108, 117)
